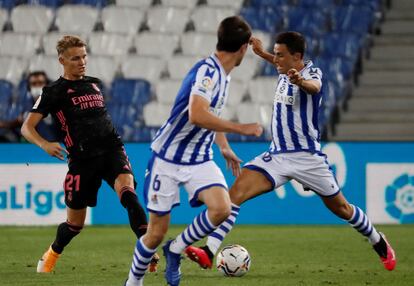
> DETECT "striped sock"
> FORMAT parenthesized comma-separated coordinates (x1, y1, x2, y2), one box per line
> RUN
(348, 204, 381, 245)
(206, 203, 240, 255)
(126, 237, 156, 285)
(169, 209, 216, 254)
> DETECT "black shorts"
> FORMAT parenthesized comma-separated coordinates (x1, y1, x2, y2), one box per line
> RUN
(64, 146, 135, 209)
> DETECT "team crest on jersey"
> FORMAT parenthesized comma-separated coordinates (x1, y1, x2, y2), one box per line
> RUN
(32, 95, 42, 109)
(91, 83, 100, 92)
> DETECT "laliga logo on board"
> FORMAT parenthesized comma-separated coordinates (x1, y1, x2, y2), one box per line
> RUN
(275, 143, 347, 199)
(385, 173, 414, 223)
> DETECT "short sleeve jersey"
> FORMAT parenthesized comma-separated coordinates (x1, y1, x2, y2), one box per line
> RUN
(31, 76, 122, 160)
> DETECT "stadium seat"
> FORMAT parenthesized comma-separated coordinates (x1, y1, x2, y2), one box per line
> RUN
(230, 56, 259, 81)
(236, 102, 272, 127)
(248, 77, 276, 104)
(167, 55, 200, 80)
(70, 0, 107, 7)
(332, 5, 373, 35)
(161, 0, 197, 9)
(227, 79, 246, 107)
(261, 60, 278, 77)
(155, 79, 181, 104)
(115, 0, 153, 8)
(249, 0, 289, 8)
(88, 32, 133, 58)
(147, 7, 190, 33)
(294, 0, 335, 8)
(111, 78, 151, 106)
(121, 56, 165, 82)
(181, 32, 216, 57)
(0, 80, 13, 109)
(135, 32, 179, 59)
(0, 8, 8, 31)
(26, 0, 64, 8)
(55, 4, 99, 33)
(286, 7, 328, 36)
(29, 55, 62, 81)
(206, 0, 245, 10)
(143, 101, 172, 127)
(0, 32, 40, 58)
(131, 126, 159, 142)
(42, 32, 87, 55)
(86, 55, 118, 86)
(190, 6, 236, 33)
(11, 5, 54, 34)
(239, 6, 284, 33)
(0, 0, 16, 10)
(101, 5, 144, 35)
(0, 56, 27, 85)
(319, 33, 360, 61)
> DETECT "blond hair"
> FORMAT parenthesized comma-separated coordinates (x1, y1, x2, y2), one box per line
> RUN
(56, 35, 86, 55)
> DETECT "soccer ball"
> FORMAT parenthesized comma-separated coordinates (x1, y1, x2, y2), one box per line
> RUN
(216, 244, 251, 277)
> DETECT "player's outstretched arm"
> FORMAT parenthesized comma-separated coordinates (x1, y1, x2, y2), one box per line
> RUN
(215, 132, 242, 177)
(189, 95, 263, 137)
(249, 37, 275, 65)
(287, 68, 321, 95)
(21, 113, 68, 161)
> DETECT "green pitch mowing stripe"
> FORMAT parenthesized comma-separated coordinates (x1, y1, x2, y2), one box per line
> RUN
(0, 225, 412, 286)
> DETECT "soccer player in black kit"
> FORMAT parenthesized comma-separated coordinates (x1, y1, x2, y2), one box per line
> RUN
(21, 35, 158, 274)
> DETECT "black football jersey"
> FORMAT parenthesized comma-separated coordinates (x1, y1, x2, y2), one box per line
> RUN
(31, 76, 122, 160)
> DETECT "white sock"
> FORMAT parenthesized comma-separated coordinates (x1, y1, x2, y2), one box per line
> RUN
(170, 209, 216, 254)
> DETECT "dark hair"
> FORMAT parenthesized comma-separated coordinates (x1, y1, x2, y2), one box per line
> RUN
(27, 71, 49, 88)
(276, 31, 306, 58)
(216, 16, 252, 52)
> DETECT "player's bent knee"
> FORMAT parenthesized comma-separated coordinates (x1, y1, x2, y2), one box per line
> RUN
(208, 204, 231, 224)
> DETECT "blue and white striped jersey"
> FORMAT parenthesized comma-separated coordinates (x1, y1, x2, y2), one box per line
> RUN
(151, 54, 230, 165)
(270, 60, 323, 154)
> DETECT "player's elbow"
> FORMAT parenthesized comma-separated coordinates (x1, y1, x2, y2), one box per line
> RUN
(189, 110, 203, 126)
(20, 121, 29, 139)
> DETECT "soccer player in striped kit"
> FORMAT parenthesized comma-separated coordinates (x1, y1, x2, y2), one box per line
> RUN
(185, 31, 396, 272)
(124, 16, 263, 286)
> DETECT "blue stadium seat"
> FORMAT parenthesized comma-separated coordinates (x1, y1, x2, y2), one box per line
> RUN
(260, 60, 278, 77)
(69, 0, 107, 7)
(332, 5, 373, 35)
(319, 33, 360, 62)
(249, 0, 289, 8)
(286, 7, 329, 36)
(110, 79, 151, 106)
(293, 0, 335, 8)
(0, 0, 19, 10)
(132, 127, 159, 142)
(240, 6, 284, 33)
(0, 80, 13, 119)
(27, 0, 63, 8)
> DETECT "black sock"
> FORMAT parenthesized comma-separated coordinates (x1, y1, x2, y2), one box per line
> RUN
(120, 187, 148, 239)
(51, 222, 83, 254)
(373, 235, 387, 258)
(202, 246, 214, 260)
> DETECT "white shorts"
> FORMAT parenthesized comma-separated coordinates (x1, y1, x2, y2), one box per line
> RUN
(144, 154, 228, 215)
(244, 151, 340, 197)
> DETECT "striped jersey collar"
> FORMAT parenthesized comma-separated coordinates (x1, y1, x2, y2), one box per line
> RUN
(209, 53, 230, 80)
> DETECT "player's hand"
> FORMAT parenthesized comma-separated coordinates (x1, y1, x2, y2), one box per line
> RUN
(220, 147, 242, 177)
(42, 142, 68, 161)
(287, 68, 304, 86)
(249, 37, 264, 57)
(241, 123, 263, 137)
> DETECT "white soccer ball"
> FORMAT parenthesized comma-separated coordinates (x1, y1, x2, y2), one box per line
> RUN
(216, 244, 251, 277)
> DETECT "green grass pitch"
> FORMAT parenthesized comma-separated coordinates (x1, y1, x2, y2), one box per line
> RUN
(1, 225, 412, 285)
